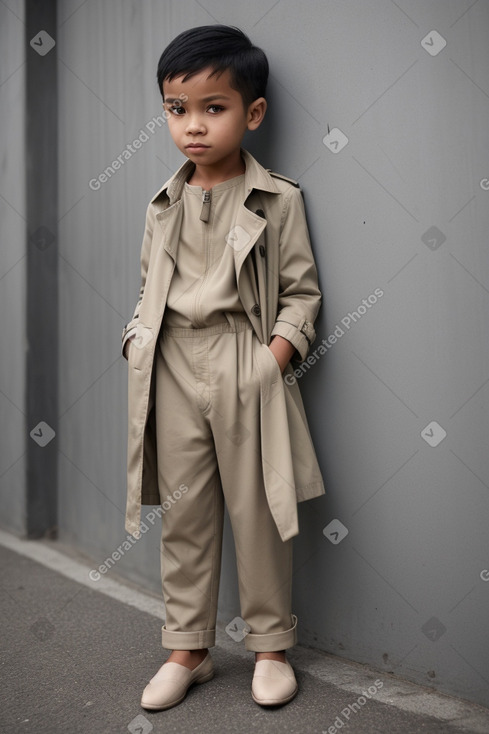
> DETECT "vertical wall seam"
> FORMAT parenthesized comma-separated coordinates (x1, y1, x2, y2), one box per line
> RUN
(25, 0, 58, 538)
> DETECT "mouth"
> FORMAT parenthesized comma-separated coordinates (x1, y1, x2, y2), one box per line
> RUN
(185, 143, 209, 150)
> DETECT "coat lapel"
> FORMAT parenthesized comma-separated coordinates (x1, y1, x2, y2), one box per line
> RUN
(155, 200, 184, 262)
(231, 204, 267, 279)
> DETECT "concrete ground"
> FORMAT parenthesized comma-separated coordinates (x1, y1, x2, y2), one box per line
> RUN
(1, 528, 489, 734)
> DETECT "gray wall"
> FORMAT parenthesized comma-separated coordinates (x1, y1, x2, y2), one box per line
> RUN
(0, 0, 27, 534)
(1, 0, 489, 708)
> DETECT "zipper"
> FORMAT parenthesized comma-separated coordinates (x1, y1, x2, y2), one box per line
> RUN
(200, 189, 211, 222)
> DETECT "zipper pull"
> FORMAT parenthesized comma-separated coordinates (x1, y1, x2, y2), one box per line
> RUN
(200, 189, 211, 222)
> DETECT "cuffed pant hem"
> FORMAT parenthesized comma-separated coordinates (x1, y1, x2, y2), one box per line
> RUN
(161, 625, 216, 650)
(244, 614, 298, 652)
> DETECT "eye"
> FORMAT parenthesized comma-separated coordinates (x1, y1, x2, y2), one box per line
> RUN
(164, 102, 185, 115)
(207, 104, 224, 114)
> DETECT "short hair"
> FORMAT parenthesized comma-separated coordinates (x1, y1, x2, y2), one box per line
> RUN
(156, 25, 269, 107)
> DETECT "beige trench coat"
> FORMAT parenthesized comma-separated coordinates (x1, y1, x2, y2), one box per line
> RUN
(122, 149, 325, 542)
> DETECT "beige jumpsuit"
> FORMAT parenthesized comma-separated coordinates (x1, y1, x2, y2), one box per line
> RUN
(155, 174, 297, 652)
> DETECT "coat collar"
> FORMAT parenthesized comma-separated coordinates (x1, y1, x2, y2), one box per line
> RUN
(150, 148, 280, 208)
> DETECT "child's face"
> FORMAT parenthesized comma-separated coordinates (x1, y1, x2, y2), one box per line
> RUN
(162, 68, 265, 170)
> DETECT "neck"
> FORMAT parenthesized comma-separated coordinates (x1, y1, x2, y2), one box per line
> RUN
(188, 150, 245, 189)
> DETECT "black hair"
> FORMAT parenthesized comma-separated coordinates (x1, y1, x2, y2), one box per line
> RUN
(156, 25, 268, 107)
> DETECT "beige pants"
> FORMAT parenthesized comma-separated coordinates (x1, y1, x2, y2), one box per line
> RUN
(154, 313, 297, 652)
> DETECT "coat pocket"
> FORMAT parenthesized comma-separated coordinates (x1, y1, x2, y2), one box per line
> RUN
(127, 339, 142, 371)
(260, 343, 282, 384)
(127, 324, 154, 371)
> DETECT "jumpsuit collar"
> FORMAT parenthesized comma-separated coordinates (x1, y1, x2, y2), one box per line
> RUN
(151, 148, 281, 208)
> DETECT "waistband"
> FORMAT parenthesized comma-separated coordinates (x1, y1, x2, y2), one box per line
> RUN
(161, 312, 253, 338)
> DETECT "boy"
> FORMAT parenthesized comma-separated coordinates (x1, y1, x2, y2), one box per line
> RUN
(122, 25, 324, 710)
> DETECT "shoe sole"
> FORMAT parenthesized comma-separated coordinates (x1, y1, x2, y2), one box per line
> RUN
(252, 683, 298, 707)
(140, 670, 214, 711)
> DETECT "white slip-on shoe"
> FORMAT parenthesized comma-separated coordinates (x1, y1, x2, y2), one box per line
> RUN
(251, 658, 298, 706)
(140, 652, 214, 710)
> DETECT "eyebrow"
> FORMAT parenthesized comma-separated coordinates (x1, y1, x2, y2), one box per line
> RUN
(164, 95, 231, 104)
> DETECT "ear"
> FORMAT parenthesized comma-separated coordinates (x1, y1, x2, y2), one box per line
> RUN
(246, 97, 267, 131)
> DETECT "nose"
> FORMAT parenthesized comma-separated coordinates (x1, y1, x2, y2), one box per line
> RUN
(185, 112, 206, 135)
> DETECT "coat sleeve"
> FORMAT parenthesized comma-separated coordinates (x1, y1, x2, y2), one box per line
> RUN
(270, 185, 322, 362)
(121, 202, 156, 359)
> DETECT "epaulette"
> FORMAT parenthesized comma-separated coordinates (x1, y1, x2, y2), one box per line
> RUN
(266, 169, 300, 187)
